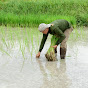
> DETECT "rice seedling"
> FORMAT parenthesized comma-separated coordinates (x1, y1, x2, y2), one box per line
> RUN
(32, 28, 41, 54)
(0, 26, 8, 48)
(25, 28, 31, 54)
(69, 27, 88, 42)
(45, 35, 59, 61)
(0, 34, 12, 58)
(8, 26, 15, 48)
(20, 43, 26, 60)
(0, 47, 12, 58)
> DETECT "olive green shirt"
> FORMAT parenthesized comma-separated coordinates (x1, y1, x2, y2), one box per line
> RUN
(39, 19, 71, 52)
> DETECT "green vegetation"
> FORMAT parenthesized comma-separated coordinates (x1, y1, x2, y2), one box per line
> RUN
(69, 27, 88, 41)
(0, 12, 76, 27)
(0, 26, 42, 59)
(45, 35, 59, 61)
(0, 0, 88, 26)
(0, 26, 88, 59)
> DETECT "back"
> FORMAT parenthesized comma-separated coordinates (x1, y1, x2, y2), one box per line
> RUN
(50, 19, 71, 32)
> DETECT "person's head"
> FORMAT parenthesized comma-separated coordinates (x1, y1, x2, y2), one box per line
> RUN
(38, 23, 51, 34)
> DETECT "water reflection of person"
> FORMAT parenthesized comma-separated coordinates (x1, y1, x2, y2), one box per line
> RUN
(36, 59, 71, 88)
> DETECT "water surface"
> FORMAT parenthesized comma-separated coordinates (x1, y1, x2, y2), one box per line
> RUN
(0, 27, 88, 88)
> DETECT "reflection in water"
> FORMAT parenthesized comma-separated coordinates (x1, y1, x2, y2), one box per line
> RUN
(1, 27, 88, 88)
(36, 59, 71, 88)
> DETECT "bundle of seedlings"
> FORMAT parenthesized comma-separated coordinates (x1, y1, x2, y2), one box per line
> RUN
(45, 35, 59, 61)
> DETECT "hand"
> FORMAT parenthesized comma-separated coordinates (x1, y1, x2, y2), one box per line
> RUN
(51, 45, 57, 49)
(36, 52, 41, 58)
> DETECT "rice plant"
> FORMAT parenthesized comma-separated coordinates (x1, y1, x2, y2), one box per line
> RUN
(45, 35, 59, 61)
(1, 0, 88, 26)
(69, 27, 88, 42)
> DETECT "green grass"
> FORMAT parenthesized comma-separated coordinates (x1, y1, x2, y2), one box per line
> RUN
(0, 12, 76, 27)
(0, 0, 88, 26)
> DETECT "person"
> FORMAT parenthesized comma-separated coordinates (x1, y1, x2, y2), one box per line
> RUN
(36, 19, 73, 59)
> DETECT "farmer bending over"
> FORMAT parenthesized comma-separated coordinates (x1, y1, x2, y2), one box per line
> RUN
(36, 19, 73, 59)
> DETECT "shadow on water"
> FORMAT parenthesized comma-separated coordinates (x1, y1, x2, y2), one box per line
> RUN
(36, 59, 71, 88)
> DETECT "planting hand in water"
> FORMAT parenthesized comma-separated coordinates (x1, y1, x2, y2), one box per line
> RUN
(51, 45, 58, 54)
(36, 26, 50, 58)
(51, 45, 57, 49)
(36, 19, 73, 60)
(36, 52, 41, 58)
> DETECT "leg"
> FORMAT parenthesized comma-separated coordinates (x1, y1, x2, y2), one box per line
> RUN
(60, 27, 73, 59)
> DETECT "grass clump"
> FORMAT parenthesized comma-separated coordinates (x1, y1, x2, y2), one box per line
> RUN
(45, 35, 59, 61)
(0, 0, 88, 26)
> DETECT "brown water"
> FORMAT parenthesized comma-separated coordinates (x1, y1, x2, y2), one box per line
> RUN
(0, 27, 88, 88)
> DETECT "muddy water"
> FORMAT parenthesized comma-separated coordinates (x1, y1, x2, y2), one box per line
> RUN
(0, 27, 88, 88)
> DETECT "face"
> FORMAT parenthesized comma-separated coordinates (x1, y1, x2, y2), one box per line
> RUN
(42, 28, 49, 34)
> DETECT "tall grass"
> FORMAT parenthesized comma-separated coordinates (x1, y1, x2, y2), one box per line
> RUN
(0, 11, 76, 27)
(0, 0, 88, 26)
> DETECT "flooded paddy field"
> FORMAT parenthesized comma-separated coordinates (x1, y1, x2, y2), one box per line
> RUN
(0, 26, 88, 88)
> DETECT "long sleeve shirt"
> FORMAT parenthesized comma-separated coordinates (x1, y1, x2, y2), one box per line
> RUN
(39, 19, 71, 52)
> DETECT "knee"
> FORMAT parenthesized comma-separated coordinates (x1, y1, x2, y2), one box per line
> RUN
(60, 43, 67, 48)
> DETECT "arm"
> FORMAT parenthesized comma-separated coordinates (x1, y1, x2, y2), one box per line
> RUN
(54, 27, 66, 45)
(39, 33, 49, 52)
